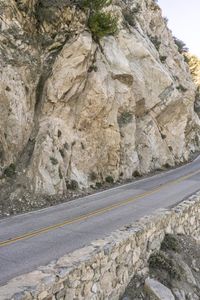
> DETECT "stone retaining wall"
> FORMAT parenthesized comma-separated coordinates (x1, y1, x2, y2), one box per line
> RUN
(1, 192, 200, 300)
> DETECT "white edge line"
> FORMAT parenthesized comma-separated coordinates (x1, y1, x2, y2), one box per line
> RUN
(0, 155, 199, 224)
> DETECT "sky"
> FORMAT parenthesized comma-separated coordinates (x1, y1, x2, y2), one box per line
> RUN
(158, 0, 200, 57)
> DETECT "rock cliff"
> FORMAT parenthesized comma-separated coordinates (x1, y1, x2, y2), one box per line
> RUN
(0, 0, 200, 213)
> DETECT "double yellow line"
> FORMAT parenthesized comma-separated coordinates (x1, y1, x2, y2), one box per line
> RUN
(0, 168, 199, 248)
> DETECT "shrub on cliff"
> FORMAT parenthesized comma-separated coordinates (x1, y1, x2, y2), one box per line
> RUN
(173, 36, 188, 54)
(81, 0, 118, 39)
(149, 35, 161, 51)
(82, 0, 112, 11)
(88, 11, 117, 38)
(123, 3, 141, 27)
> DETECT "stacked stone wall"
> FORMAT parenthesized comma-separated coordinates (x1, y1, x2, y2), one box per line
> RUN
(1, 192, 200, 300)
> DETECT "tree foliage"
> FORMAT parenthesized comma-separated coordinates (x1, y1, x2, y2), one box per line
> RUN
(185, 53, 200, 85)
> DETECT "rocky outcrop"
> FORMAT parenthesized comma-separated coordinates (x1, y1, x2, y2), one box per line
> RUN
(0, 0, 200, 208)
(144, 278, 175, 300)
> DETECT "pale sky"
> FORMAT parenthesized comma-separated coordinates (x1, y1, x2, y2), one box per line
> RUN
(158, 0, 200, 57)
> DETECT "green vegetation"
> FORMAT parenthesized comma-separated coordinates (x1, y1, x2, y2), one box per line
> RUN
(149, 251, 181, 280)
(161, 133, 167, 140)
(88, 12, 117, 38)
(57, 130, 62, 138)
(59, 149, 65, 158)
(88, 65, 98, 72)
(132, 170, 141, 177)
(50, 157, 58, 165)
(81, 0, 112, 11)
(4, 163, 16, 177)
(96, 182, 102, 188)
(59, 167, 63, 180)
(35, 0, 60, 24)
(118, 111, 133, 126)
(105, 175, 114, 184)
(163, 17, 168, 24)
(123, 10, 136, 27)
(67, 179, 79, 190)
(176, 84, 188, 93)
(123, 3, 141, 27)
(161, 234, 180, 252)
(173, 36, 188, 54)
(149, 36, 161, 51)
(160, 55, 167, 63)
(90, 171, 97, 181)
(81, 0, 118, 39)
(195, 87, 200, 104)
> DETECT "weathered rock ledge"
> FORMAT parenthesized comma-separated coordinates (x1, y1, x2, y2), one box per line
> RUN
(1, 191, 200, 300)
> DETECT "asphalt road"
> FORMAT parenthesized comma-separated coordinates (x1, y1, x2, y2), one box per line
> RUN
(0, 157, 200, 286)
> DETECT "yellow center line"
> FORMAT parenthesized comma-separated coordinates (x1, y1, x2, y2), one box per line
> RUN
(0, 168, 199, 248)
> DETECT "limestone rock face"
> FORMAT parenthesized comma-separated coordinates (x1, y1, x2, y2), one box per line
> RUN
(0, 0, 200, 201)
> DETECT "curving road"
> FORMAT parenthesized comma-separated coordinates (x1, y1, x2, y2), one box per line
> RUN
(0, 156, 200, 286)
